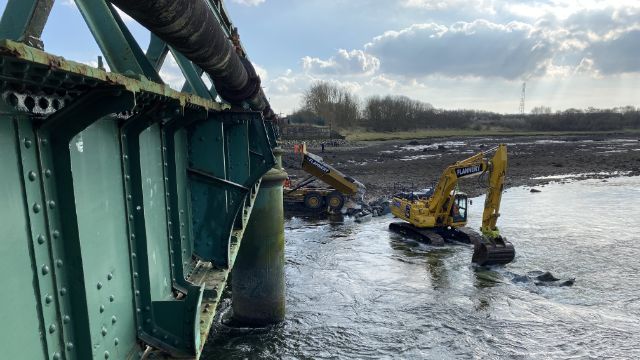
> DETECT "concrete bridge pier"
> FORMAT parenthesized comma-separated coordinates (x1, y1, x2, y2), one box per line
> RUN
(232, 148, 287, 325)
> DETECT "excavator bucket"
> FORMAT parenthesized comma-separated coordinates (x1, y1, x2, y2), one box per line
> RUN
(472, 236, 515, 265)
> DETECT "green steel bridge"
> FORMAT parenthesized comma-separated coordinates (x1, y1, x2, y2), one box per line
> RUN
(0, 0, 286, 359)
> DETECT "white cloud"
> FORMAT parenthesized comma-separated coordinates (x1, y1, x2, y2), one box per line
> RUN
(407, 0, 495, 11)
(252, 63, 268, 81)
(231, 0, 266, 6)
(363, 20, 553, 80)
(302, 49, 380, 76)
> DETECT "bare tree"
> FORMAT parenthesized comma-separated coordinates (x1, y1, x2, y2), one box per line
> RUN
(301, 82, 360, 131)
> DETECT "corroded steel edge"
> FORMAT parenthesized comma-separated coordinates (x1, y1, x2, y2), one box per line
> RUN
(0, 39, 231, 112)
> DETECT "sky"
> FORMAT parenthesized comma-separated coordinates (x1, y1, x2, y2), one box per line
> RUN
(1, 0, 639, 115)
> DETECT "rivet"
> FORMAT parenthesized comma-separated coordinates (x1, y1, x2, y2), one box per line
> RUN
(125, 175, 130, 181)
(37, 234, 45, 244)
(107, 273, 113, 281)
(136, 308, 141, 313)
(114, 338, 119, 346)
(28, 171, 37, 181)
(127, 195, 132, 200)
(132, 253, 136, 259)
(97, 282, 103, 290)
(101, 327, 107, 336)
(41, 265, 50, 275)
(63, 315, 70, 324)
(145, 318, 151, 324)
(112, 316, 117, 324)
(129, 214, 134, 220)
(135, 290, 140, 296)
(131, 234, 135, 240)
(32, 203, 41, 213)
(48, 201, 56, 209)
(109, 295, 115, 302)
(104, 351, 110, 359)
(45, 294, 53, 304)
(44, 169, 52, 178)
(48, 324, 56, 333)
(133, 272, 138, 278)
(55, 259, 63, 268)
(123, 155, 128, 160)
(52, 353, 61, 360)
(163, 335, 168, 340)
(100, 305, 105, 313)
(52, 230, 60, 239)
(145, 306, 150, 311)
(66, 342, 74, 351)
(135, 206, 141, 211)
(41, 138, 48, 146)
(59, 288, 67, 296)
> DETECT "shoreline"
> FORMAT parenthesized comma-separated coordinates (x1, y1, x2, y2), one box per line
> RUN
(281, 133, 640, 200)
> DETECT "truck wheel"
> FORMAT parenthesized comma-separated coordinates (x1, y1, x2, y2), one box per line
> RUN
(303, 192, 324, 210)
(327, 192, 345, 211)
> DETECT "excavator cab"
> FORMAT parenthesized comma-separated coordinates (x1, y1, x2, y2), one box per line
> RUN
(451, 193, 468, 224)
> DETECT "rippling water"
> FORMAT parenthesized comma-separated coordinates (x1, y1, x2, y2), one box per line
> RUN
(205, 176, 640, 359)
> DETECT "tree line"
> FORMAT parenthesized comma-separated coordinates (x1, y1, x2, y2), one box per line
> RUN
(286, 82, 640, 132)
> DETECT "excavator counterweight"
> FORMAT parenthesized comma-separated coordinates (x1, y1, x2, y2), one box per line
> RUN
(389, 144, 515, 265)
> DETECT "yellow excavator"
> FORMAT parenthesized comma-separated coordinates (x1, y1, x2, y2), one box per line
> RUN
(389, 144, 515, 265)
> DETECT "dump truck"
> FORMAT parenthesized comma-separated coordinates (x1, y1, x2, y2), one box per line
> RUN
(285, 144, 365, 213)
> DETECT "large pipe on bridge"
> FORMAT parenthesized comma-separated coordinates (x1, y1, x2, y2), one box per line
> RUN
(109, 0, 274, 118)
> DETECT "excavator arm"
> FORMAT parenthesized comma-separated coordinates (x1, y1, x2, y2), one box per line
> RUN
(481, 144, 507, 238)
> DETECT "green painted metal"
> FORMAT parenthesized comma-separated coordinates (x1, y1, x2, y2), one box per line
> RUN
(0, 0, 283, 357)
(0, 0, 52, 46)
(68, 118, 139, 360)
(146, 34, 169, 71)
(74, 0, 161, 82)
(171, 48, 213, 100)
(0, 113, 48, 359)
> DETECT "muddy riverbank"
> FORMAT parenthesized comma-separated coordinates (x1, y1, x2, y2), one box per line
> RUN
(281, 134, 640, 199)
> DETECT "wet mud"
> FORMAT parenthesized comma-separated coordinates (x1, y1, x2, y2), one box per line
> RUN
(282, 134, 640, 199)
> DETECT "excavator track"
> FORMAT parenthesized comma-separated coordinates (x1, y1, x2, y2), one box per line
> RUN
(389, 223, 515, 265)
(472, 236, 515, 266)
(389, 222, 445, 246)
(440, 226, 483, 245)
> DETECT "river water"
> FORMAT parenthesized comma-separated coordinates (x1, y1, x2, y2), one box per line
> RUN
(206, 176, 640, 359)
